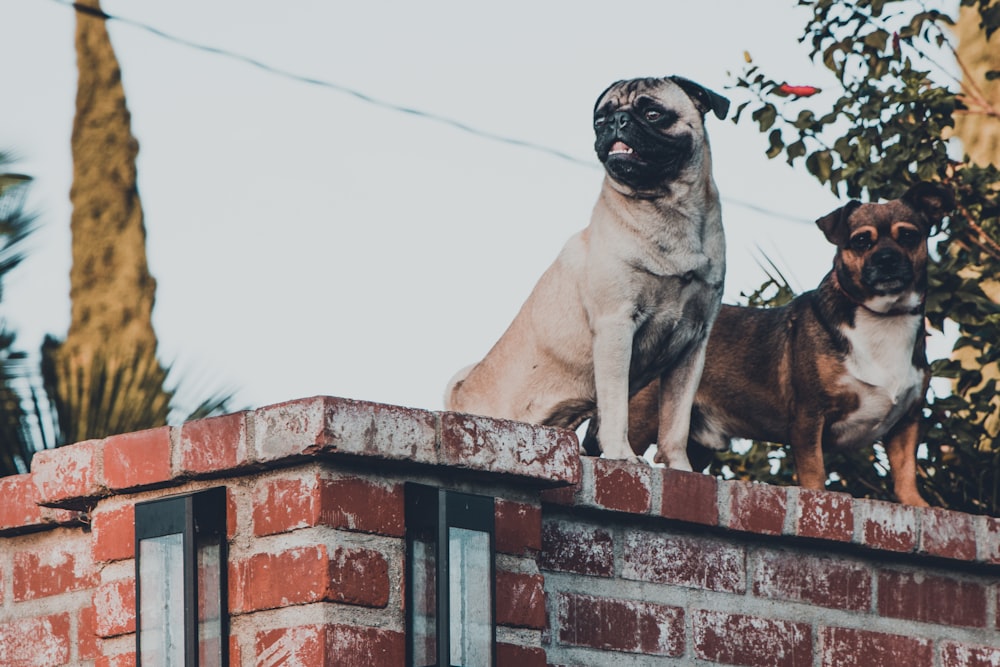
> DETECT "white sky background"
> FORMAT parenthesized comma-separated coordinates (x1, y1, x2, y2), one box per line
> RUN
(2, 0, 959, 417)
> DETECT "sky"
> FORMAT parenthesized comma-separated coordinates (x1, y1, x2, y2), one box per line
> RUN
(1, 0, 959, 419)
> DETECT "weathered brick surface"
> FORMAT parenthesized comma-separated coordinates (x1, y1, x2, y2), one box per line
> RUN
(31, 440, 105, 508)
(725, 481, 788, 535)
(693, 609, 812, 667)
(857, 499, 919, 553)
(103, 427, 172, 491)
(622, 531, 745, 593)
(878, 569, 987, 628)
(95, 654, 136, 667)
(820, 626, 932, 667)
(752, 551, 871, 612)
(252, 473, 322, 536)
(795, 488, 853, 542)
(919, 507, 977, 561)
(255, 623, 404, 667)
(441, 412, 579, 485)
(539, 521, 614, 577)
(495, 499, 542, 555)
(327, 546, 390, 608)
(496, 570, 546, 629)
(660, 468, 719, 525)
(93, 578, 136, 638)
(0, 614, 71, 666)
(13, 542, 97, 601)
(320, 476, 405, 537)
(497, 642, 547, 667)
(557, 593, 684, 656)
(78, 605, 100, 660)
(179, 411, 250, 474)
(940, 641, 1000, 667)
(591, 459, 652, 514)
(91, 503, 135, 562)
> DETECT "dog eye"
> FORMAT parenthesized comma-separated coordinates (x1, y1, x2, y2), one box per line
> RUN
(644, 109, 663, 122)
(594, 115, 608, 128)
(897, 227, 921, 247)
(849, 233, 873, 251)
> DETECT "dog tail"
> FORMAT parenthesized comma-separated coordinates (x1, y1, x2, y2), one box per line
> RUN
(443, 364, 475, 411)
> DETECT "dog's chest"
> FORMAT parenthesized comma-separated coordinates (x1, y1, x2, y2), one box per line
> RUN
(830, 311, 924, 447)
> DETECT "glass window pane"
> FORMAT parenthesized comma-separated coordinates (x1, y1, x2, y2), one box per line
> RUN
(139, 533, 185, 667)
(411, 538, 437, 667)
(449, 528, 491, 667)
(198, 538, 223, 667)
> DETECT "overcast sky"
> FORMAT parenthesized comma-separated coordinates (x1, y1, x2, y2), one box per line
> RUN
(2, 0, 958, 418)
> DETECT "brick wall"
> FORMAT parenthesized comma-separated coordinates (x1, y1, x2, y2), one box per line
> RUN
(0, 395, 998, 666)
(540, 458, 1000, 666)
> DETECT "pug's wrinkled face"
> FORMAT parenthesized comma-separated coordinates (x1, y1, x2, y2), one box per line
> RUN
(593, 77, 718, 193)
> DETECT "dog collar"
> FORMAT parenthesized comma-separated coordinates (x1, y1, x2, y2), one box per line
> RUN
(831, 271, 924, 317)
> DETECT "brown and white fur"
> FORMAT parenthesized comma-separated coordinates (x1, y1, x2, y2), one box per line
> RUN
(609, 182, 953, 504)
(445, 76, 729, 463)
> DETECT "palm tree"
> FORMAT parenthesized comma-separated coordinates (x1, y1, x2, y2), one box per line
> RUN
(0, 157, 46, 475)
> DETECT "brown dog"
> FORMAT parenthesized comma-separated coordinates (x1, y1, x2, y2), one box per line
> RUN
(608, 182, 953, 505)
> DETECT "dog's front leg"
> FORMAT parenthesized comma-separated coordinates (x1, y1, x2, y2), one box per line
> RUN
(790, 416, 826, 490)
(654, 342, 708, 471)
(883, 417, 929, 506)
(592, 317, 637, 460)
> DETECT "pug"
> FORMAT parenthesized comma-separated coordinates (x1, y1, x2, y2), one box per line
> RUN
(445, 76, 729, 465)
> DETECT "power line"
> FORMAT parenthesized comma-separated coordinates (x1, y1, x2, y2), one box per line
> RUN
(52, 0, 811, 224)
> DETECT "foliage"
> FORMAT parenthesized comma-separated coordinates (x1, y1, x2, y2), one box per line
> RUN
(722, 0, 1000, 514)
(0, 156, 235, 475)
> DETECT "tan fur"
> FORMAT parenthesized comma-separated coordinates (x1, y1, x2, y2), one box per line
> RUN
(446, 77, 728, 464)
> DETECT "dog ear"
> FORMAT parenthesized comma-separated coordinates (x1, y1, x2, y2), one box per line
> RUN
(594, 79, 625, 115)
(815, 200, 863, 246)
(901, 181, 955, 232)
(668, 76, 730, 120)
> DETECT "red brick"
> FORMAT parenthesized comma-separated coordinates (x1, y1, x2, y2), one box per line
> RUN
(725, 480, 788, 535)
(539, 483, 578, 506)
(920, 507, 977, 561)
(752, 551, 871, 611)
(796, 488, 854, 542)
(95, 654, 136, 667)
(92, 503, 135, 562)
(252, 474, 321, 536)
(591, 459, 652, 514)
(255, 623, 404, 667)
(558, 593, 684, 656)
(13, 544, 97, 601)
(941, 641, 1000, 667)
(693, 609, 811, 667)
(821, 626, 932, 667)
(252, 396, 332, 461)
(539, 521, 613, 577)
(495, 499, 541, 555)
(0, 614, 71, 666)
(0, 474, 42, 531)
(622, 531, 745, 593)
(983, 516, 1000, 565)
(78, 605, 100, 660)
(497, 643, 547, 667)
(878, 569, 986, 627)
(858, 500, 918, 553)
(93, 578, 136, 638)
(179, 411, 249, 474)
(496, 570, 546, 629)
(440, 412, 580, 485)
(103, 426, 172, 490)
(660, 468, 719, 525)
(230, 546, 328, 613)
(320, 477, 405, 537)
(327, 546, 390, 608)
(31, 440, 105, 508)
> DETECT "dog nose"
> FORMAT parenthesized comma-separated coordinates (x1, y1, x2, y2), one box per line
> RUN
(613, 111, 630, 129)
(871, 248, 901, 269)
